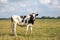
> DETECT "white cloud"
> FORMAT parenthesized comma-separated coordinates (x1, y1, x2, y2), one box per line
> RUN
(0, 2, 27, 13)
(39, 0, 50, 4)
(48, 5, 60, 9)
(51, 0, 59, 5)
(0, 0, 8, 4)
(9, 2, 27, 8)
(47, 0, 60, 9)
(0, 0, 38, 12)
(26, 8, 41, 13)
(38, 0, 60, 9)
(0, 6, 16, 12)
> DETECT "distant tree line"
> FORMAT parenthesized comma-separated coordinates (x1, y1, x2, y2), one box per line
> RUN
(0, 16, 60, 20)
(0, 18, 10, 20)
(37, 16, 60, 19)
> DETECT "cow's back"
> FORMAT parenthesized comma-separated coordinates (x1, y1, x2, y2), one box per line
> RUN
(11, 15, 22, 23)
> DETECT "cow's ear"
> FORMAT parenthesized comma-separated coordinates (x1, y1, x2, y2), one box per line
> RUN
(24, 16, 26, 18)
(35, 14, 38, 16)
(20, 16, 23, 18)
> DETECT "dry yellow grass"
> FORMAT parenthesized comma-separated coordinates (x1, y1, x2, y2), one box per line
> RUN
(0, 19, 60, 40)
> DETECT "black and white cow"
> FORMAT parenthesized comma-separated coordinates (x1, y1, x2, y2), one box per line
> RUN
(11, 13, 38, 36)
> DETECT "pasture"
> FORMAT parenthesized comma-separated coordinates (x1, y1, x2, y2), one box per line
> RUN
(0, 19, 60, 40)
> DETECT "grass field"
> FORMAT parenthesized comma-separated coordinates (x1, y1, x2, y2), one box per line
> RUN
(0, 19, 60, 40)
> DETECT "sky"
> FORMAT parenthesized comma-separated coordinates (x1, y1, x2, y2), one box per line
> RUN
(0, 0, 60, 18)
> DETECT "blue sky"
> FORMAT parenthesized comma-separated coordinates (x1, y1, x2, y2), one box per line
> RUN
(0, 0, 60, 18)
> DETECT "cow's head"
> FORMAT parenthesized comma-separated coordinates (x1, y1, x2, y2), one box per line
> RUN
(30, 13, 38, 21)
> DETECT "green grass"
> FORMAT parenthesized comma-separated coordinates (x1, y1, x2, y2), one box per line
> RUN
(0, 19, 60, 40)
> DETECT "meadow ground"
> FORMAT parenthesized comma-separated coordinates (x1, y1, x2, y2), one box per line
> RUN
(0, 19, 60, 40)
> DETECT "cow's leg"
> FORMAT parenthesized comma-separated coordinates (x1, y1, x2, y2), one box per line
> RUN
(11, 17, 14, 34)
(29, 24, 33, 34)
(25, 25, 29, 35)
(12, 23, 17, 36)
(30, 26, 32, 34)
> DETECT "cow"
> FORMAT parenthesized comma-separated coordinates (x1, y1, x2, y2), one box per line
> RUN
(11, 13, 38, 36)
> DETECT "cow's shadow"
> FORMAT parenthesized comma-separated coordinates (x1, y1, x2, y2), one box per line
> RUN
(9, 33, 31, 37)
